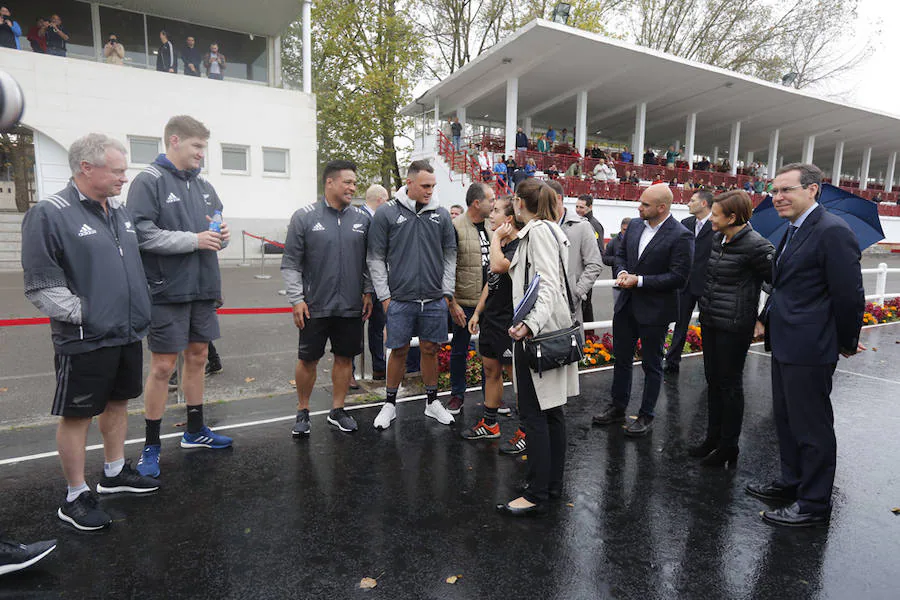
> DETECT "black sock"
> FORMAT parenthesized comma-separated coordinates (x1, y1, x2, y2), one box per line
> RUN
(187, 405, 204, 433)
(145, 418, 162, 446)
(296, 408, 309, 421)
(483, 406, 499, 426)
(386, 388, 398, 405)
(425, 386, 438, 404)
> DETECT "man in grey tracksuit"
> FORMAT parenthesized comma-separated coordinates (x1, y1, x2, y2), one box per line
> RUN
(367, 160, 458, 430)
(127, 115, 232, 479)
(21, 134, 159, 532)
(281, 160, 373, 436)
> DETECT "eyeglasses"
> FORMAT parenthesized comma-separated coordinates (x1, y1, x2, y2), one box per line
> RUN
(770, 184, 808, 196)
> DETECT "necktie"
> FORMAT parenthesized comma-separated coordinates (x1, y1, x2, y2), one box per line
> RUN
(778, 225, 797, 264)
(695, 221, 702, 237)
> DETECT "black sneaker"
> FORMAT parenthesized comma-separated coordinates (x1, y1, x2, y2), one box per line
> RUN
(96, 461, 161, 495)
(446, 395, 464, 415)
(0, 537, 57, 576)
(327, 408, 358, 432)
(205, 357, 223, 376)
(292, 409, 311, 438)
(57, 491, 111, 531)
(499, 428, 527, 455)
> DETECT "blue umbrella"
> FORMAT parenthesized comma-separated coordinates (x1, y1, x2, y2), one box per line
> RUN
(750, 183, 885, 251)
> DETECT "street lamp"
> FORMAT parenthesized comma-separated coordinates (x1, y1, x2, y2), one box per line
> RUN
(551, 3, 571, 25)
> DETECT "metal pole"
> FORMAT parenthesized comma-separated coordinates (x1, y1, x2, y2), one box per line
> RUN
(255, 242, 272, 280)
(238, 231, 250, 267)
(876, 262, 887, 305)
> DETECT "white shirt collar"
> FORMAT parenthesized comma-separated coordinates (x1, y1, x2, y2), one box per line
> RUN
(791, 202, 819, 229)
(643, 214, 670, 232)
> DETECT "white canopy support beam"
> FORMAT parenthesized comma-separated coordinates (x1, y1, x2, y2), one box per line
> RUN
(505, 78, 519, 157)
(633, 103, 647, 166)
(685, 113, 696, 171)
(832, 141, 845, 185)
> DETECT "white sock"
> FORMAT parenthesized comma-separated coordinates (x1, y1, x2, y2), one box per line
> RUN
(104, 457, 125, 478)
(66, 482, 90, 503)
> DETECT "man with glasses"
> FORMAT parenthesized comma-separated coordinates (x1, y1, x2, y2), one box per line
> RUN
(747, 163, 865, 527)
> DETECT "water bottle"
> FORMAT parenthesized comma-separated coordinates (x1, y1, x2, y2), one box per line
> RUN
(209, 210, 222, 233)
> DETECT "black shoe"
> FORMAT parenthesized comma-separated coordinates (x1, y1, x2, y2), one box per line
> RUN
(327, 408, 358, 432)
(498, 428, 527, 455)
(761, 502, 830, 527)
(0, 537, 57, 576)
(372, 371, 386, 381)
(495, 499, 549, 518)
(664, 362, 680, 374)
(96, 461, 161, 494)
(516, 482, 562, 500)
(592, 405, 626, 426)
(57, 491, 111, 531)
(205, 358, 223, 376)
(292, 409, 311, 437)
(699, 446, 739, 469)
(746, 481, 797, 503)
(688, 438, 718, 458)
(624, 414, 654, 437)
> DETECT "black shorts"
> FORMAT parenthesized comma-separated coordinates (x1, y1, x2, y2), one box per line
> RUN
(298, 317, 363, 361)
(478, 325, 513, 364)
(51, 341, 143, 418)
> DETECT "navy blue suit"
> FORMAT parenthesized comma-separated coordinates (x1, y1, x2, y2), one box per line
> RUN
(611, 215, 694, 416)
(666, 215, 713, 366)
(764, 204, 864, 514)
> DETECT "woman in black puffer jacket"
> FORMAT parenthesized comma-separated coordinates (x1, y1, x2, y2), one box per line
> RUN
(691, 190, 774, 467)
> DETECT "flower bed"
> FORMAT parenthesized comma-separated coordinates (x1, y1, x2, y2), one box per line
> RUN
(864, 298, 900, 325)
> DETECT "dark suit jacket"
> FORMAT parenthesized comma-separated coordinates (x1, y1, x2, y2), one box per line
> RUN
(585, 211, 605, 252)
(765, 205, 864, 365)
(681, 215, 713, 296)
(614, 215, 694, 326)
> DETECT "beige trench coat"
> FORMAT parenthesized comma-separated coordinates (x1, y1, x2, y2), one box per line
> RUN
(509, 219, 580, 410)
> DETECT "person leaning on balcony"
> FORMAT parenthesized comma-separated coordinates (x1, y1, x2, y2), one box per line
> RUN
(103, 34, 124, 65)
(182, 36, 202, 77)
(203, 43, 227, 80)
(0, 6, 22, 50)
(27, 17, 49, 53)
(156, 30, 177, 73)
(688, 190, 773, 468)
(45, 14, 68, 57)
(515, 127, 528, 152)
(620, 147, 634, 163)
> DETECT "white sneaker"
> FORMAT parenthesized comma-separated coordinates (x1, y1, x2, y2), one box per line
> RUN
(424, 400, 455, 425)
(374, 403, 397, 430)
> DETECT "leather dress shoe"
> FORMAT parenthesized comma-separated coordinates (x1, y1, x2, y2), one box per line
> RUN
(699, 446, 739, 469)
(687, 438, 718, 458)
(663, 362, 680, 374)
(496, 500, 549, 518)
(761, 502, 830, 527)
(745, 481, 797, 502)
(517, 482, 562, 500)
(623, 414, 653, 437)
(592, 405, 626, 426)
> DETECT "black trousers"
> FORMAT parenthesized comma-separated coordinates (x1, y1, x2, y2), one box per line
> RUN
(514, 342, 566, 503)
(583, 289, 594, 329)
(701, 325, 753, 448)
(665, 289, 700, 365)
(772, 358, 837, 514)
(610, 301, 667, 417)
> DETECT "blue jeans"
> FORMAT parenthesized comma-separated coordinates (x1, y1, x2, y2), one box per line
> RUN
(450, 306, 476, 397)
(452, 135, 461, 151)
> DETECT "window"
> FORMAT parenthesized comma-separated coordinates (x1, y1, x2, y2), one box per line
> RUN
(221, 145, 249, 173)
(129, 137, 161, 165)
(262, 148, 289, 175)
(99, 6, 149, 68)
(18, 0, 93, 59)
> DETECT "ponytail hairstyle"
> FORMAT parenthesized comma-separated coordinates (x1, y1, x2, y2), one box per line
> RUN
(516, 178, 558, 221)
(498, 194, 524, 229)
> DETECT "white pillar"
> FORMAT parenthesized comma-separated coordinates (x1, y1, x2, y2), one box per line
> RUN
(633, 102, 647, 165)
(886, 151, 897, 193)
(524, 116, 533, 139)
(728, 121, 741, 175)
(505, 78, 519, 157)
(860, 147, 872, 191)
(713, 146, 719, 163)
(273, 36, 283, 87)
(675, 140, 681, 152)
(768, 129, 780, 178)
(779, 156, 784, 169)
(301, 0, 312, 94)
(802, 135, 816, 164)
(832, 141, 844, 185)
(575, 91, 588, 158)
(456, 106, 467, 129)
(91, 3, 102, 61)
(433, 97, 441, 136)
(746, 151, 754, 167)
(685, 113, 696, 171)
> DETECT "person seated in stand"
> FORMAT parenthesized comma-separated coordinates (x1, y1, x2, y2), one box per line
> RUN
(643, 148, 656, 165)
(590, 144, 602, 159)
(720, 159, 731, 173)
(620, 147, 633, 163)
(546, 164, 560, 180)
(669, 177, 680, 187)
(493, 157, 508, 184)
(697, 156, 711, 171)
(753, 178, 766, 194)
(742, 180, 753, 192)
(479, 151, 492, 182)
(564, 160, 583, 179)
(592, 158, 616, 182)
(625, 169, 640, 185)
(537, 134, 550, 153)
(525, 158, 537, 178)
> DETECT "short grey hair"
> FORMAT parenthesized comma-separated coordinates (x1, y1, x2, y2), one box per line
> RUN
(365, 184, 389, 203)
(68, 133, 127, 176)
(776, 162, 823, 198)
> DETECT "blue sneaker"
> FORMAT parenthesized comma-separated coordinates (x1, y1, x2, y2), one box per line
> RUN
(136, 444, 161, 477)
(180, 426, 233, 449)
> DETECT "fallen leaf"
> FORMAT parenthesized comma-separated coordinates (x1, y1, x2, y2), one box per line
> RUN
(872, 347, 878, 352)
(520, 455, 527, 461)
(891, 507, 900, 515)
(0, 387, 7, 393)
(467, 466, 473, 470)
(566, 503, 575, 507)
(244, 527, 251, 534)
(445, 575, 463, 584)
(359, 577, 378, 589)
(174, 421, 186, 427)
(289, 379, 296, 386)
(244, 377, 256, 383)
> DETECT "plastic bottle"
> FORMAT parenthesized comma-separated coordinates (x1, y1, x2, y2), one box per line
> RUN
(209, 210, 223, 233)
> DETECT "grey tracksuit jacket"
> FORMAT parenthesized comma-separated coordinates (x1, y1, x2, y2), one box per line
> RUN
(127, 155, 225, 304)
(366, 187, 457, 303)
(21, 181, 152, 355)
(280, 198, 374, 318)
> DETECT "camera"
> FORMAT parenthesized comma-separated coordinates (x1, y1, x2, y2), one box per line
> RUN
(0, 71, 25, 133)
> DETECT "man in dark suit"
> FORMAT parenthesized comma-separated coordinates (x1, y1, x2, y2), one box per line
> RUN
(592, 184, 694, 437)
(665, 189, 714, 373)
(748, 163, 864, 527)
(576, 194, 605, 330)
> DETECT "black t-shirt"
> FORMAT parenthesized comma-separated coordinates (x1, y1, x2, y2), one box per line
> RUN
(482, 238, 519, 329)
(474, 222, 490, 285)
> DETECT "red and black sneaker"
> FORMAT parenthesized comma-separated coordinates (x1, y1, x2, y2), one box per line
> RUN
(461, 418, 501, 440)
(446, 395, 465, 415)
(499, 428, 527, 455)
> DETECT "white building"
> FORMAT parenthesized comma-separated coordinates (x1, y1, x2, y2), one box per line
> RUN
(0, 0, 315, 267)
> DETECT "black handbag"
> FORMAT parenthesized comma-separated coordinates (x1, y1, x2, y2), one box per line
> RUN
(522, 227, 584, 377)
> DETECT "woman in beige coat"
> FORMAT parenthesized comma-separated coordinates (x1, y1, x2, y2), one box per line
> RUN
(497, 179, 579, 517)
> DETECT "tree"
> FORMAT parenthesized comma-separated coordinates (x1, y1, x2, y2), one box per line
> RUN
(0, 127, 35, 212)
(282, 0, 425, 189)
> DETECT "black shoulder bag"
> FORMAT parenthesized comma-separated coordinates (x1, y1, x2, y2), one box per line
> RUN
(522, 226, 584, 377)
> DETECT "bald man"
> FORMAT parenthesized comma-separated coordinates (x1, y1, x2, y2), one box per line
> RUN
(361, 184, 389, 378)
(592, 184, 694, 437)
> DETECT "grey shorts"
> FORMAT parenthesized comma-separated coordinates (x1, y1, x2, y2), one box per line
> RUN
(385, 299, 448, 349)
(148, 300, 220, 353)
